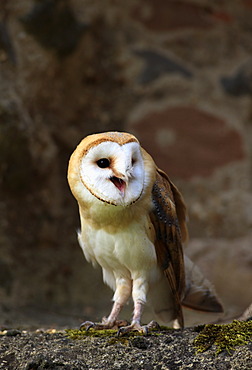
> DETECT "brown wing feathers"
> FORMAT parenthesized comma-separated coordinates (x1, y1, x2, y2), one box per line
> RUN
(150, 169, 187, 327)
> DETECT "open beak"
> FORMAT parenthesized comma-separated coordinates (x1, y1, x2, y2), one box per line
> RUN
(110, 176, 126, 196)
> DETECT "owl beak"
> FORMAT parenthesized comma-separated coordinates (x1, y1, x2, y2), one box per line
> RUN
(110, 176, 127, 196)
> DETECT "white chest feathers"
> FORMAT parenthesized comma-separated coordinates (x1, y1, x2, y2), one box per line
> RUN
(78, 216, 160, 291)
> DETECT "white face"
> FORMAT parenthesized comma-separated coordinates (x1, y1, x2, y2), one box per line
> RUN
(80, 141, 145, 206)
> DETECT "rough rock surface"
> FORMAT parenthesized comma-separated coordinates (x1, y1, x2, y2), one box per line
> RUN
(0, 327, 251, 370)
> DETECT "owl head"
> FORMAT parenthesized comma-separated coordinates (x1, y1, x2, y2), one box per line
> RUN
(68, 132, 154, 206)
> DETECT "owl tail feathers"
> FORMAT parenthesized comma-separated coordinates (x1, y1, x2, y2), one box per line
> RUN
(182, 256, 224, 313)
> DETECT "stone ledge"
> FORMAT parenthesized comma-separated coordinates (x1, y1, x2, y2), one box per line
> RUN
(0, 325, 251, 369)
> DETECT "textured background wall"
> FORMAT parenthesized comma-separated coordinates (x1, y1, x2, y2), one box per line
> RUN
(0, 0, 251, 328)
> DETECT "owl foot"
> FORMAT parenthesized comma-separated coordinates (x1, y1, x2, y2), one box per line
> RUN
(80, 319, 129, 331)
(117, 320, 160, 336)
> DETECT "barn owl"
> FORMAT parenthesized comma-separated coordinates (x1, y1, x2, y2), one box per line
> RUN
(68, 131, 223, 334)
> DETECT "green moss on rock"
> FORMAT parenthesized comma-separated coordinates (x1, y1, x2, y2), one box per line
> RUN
(65, 328, 118, 340)
(194, 320, 252, 355)
(65, 325, 171, 343)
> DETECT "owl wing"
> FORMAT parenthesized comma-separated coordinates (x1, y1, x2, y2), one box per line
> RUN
(150, 168, 188, 327)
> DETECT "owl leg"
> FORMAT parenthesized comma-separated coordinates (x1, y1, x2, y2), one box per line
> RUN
(80, 301, 128, 330)
(117, 277, 160, 335)
(117, 300, 160, 335)
(80, 277, 131, 330)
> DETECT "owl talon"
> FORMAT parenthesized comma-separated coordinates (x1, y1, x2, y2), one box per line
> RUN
(80, 321, 95, 330)
(147, 320, 161, 330)
(80, 319, 129, 331)
(80, 321, 109, 330)
(117, 324, 148, 336)
(117, 320, 160, 336)
(87, 324, 94, 331)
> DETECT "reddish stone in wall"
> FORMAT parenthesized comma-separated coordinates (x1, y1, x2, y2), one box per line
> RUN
(128, 106, 245, 179)
(131, 0, 213, 31)
(242, 0, 252, 9)
(211, 12, 234, 23)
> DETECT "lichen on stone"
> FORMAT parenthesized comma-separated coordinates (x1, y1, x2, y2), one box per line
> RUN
(65, 327, 150, 347)
(194, 320, 252, 355)
(65, 328, 118, 340)
(65, 325, 171, 342)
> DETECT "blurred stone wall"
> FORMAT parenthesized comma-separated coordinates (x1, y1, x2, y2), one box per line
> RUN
(0, 0, 251, 328)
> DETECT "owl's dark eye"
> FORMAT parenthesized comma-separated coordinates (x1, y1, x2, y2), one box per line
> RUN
(96, 158, 110, 168)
